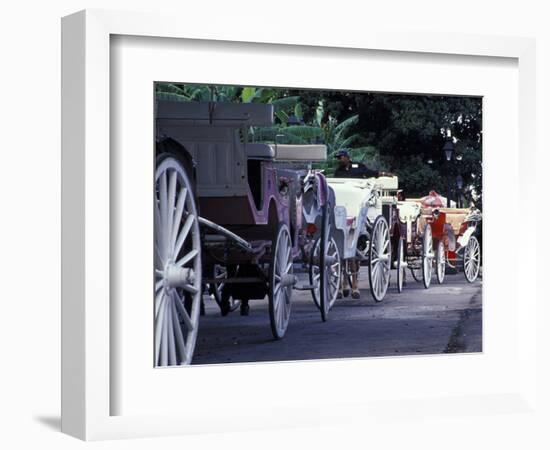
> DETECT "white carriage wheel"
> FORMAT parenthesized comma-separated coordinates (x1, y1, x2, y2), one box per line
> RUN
(269, 224, 294, 339)
(463, 235, 481, 283)
(396, 236, 405, 293)
(368, 216, 391, 302)
(310, 237, 341, 312)
(435, 240, 446, 284)
(422, 223, 434, 289)
(154, 156, 201, 367)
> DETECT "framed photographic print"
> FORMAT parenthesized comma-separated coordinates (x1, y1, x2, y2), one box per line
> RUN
(62, 9, 537, 441)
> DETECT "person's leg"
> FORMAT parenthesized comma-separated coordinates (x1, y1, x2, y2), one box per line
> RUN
(351, 260, 360, 299)
(240, 299, 250, 316)
(341, 261, 350, 297)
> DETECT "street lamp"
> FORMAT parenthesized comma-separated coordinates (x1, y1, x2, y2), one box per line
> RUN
(442, 137, 455, 207)
(456, 175, 464, 207)
(443, 140, 455, 162)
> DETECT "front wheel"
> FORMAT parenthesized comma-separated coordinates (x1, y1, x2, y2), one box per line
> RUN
(463, 236, 481, 282)
(368, 216, 391, 302)
(310, 237, 341, 315)
(154, 155, 202, 366)
(269, 224, 294, 339)
(396, 236, 405, 293)
(422, 223, 434, 289)
(435, 240, 446, 284)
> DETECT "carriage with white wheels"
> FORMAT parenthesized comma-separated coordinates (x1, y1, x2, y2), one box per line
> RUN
(154, 100, 337, 366)
(426, 206, 482, 284)
(324, 176, 392, 303)
(392, 190, 481, 288)
(372, 179, 439, 292)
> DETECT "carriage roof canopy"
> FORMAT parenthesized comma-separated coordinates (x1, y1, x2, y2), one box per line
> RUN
(156, 100, 274, 127)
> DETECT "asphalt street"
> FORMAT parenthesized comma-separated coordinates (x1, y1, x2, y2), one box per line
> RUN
(192, 270, 482, 365)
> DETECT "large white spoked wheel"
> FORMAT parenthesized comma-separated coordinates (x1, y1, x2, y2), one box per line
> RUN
(396, 236, 406, 293)
(208, 265, 240, 316)
(463, 235, 481, 283)
(368, 216, 391, 302)
(154, 156, 202, 367)
(421, 223, 434, 289)
(310, 236, 341, 318)
(435, 240, 446, 284)
(269, 224, 294, 339)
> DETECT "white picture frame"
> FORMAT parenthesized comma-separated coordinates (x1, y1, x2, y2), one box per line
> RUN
(61, 9, 537, 441)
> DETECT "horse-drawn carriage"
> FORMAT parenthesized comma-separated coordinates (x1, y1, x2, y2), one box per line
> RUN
(383, 187, 482, 290)
(154, 100, 336, 366)
(424, 205, 482, 283)
(324, 176, 393, 303)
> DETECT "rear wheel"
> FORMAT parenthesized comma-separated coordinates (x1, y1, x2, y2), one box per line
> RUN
(154, 156, 201, 366)
(268, 224, 294, 339)
(368, 216, 391, 302)
(463, 236, 481, 282)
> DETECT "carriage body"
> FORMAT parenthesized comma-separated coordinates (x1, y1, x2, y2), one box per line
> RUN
(429, 207, 482, 282)
(324, 176, 393, 302)
(156, 100, 329, 261)
(154, 100, 333, 365)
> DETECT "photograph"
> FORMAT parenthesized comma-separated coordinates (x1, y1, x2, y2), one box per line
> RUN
(153, 83, 483, 367)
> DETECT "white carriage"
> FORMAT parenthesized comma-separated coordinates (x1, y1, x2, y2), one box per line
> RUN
(322, 176, 397, 303)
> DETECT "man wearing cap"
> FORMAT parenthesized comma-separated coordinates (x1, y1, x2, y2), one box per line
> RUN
(334, 149, 390, 179)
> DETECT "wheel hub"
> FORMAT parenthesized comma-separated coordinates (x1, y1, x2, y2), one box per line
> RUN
(279, 274, 297, 287)
(164, 263, 195, 288)
(324, 255, 338, 265)
(377, 253, 390, 263)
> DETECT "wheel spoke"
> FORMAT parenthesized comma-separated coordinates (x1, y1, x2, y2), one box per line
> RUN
(155, 290, 165, 321)
(176, 248, 199, 267)
(167, 169, 178, 240)
(286, 261, 293, 274)
(170, 187, 188, 250)
(173, 291, 194, 331)
(166, 299, 177, 365)
(171, 300, 187, 362)
(155, 293, 167, 363)
(181, 284, 199, 295)
(159, 171, 168, 230)
(155, 279, 164, 292)
(160, 298, 169, 367)
(174, 214, 195, 258)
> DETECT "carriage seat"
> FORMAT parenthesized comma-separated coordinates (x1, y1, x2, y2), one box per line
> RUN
(326, 178, 375, 222)
(243, 143, 275, 159)
(397, 201, 421, 223)
(373, 176, 399, 191)
(439, 208, 470, 235)
(273, 144, 327, 161)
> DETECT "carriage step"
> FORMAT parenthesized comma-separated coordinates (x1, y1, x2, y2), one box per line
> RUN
(294, 284, 315, 290)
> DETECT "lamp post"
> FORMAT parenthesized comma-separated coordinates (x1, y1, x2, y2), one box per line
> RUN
(456, 175, 464, 207)
(442, 137, 455, 207)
